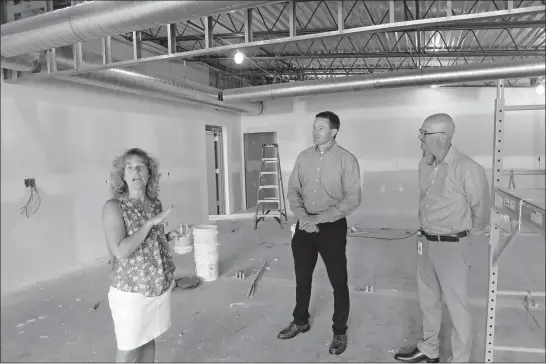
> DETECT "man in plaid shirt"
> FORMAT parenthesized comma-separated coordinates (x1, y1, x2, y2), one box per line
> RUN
(395, 113, 491, 363)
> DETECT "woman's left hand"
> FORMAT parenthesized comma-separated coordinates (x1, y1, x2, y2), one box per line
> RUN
(166, 230, 182, 241)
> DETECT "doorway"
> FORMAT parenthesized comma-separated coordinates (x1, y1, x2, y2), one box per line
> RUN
(205, 125, 225, 215)
(243, 132, 277, 209)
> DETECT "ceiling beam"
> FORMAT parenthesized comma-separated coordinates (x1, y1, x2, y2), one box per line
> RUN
(138, 20, 546, 42)
(20, 5, 546, 80)
(190, 50, 545, 61)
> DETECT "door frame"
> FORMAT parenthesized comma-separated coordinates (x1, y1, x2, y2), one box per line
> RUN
(205, 125, 226, 215)
(242, 132, 278, 210)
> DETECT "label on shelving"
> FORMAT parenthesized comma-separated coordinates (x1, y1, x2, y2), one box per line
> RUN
(530, 211, 543, 226)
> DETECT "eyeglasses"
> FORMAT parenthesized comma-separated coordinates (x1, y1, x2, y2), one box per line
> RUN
(419, 129, 444, 138)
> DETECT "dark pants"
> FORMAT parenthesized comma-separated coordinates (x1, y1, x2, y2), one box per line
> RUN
(291, 218, 349, 335)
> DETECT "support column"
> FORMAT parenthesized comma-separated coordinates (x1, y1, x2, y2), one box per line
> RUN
(485, 79, 505, 363)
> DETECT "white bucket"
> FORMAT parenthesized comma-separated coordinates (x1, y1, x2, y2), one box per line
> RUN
(173, 223, 193, 255)
(290, 223, 296, 237)
(173, 236, 193, 255)
(192, 224, 219, 282)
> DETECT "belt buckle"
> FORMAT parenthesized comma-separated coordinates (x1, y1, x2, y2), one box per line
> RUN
(437, 235, 442, 242)
(417, 230, 422, 237)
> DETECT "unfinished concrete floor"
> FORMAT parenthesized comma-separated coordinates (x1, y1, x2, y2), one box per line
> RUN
(1, 214, 544, 362)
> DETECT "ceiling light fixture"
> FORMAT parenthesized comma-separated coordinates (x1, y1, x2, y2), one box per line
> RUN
(234, 51, 244, 65)
(430, 84, 439, 88)
(536, 83, 545, 95)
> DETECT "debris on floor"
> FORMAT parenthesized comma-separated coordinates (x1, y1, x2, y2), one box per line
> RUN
(248, 260, 270, 298)
(16, 318, 37, 328)
(230, 302, 248, 308)
(173, 276, 201, 290)
(356, 285, 374, 293)
(2, 218, 541, 362)
(235, 271, 247, 280)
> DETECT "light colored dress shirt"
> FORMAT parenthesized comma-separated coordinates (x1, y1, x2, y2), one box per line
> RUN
(287, 141, 362, 223)
(419, 146, 490, 235)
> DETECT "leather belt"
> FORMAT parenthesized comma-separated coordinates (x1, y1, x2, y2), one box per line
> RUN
(418, 228, 468, 242)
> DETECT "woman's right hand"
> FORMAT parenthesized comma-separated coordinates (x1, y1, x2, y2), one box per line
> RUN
(147, 208, 172, 227)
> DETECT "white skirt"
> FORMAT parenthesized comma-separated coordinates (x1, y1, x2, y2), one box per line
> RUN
(108, 282, 174, 351)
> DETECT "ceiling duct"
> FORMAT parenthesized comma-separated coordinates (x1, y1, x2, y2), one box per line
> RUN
(221, 59, 546, 103)
(0, 53, 41, 72)
(0, 1, 279, 57)
(1, 49, 263, 115)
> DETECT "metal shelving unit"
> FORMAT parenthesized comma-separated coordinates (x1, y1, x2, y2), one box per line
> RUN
(485, 79, 546, 362)
(504, 169, 544, 189)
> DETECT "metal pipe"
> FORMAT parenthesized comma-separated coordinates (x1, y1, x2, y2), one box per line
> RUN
(1, 52, 41, 72)
(1, 1, 280, 57)
(3, 47, 262, 115)
(1, 34, 228, 100)
(221, 59, 546, 103)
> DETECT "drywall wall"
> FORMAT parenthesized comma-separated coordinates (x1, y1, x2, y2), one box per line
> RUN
(1, 79, 243, 293)
(242, 86, 545, 217)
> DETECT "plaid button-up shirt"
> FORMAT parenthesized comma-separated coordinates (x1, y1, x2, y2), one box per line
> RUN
(419, 146, 490, 235)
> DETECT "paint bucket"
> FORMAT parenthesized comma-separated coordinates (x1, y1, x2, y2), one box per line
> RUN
(192, 225, 219, 282)
(290, 223, 296, 237)
(173, 222, 193, 255)
(173, 236, 193, 255)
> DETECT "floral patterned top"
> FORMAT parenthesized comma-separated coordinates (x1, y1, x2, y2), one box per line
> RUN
(109, 196, 176, 297)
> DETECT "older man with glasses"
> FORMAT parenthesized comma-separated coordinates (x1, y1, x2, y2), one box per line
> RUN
(394, 113, 491, 363)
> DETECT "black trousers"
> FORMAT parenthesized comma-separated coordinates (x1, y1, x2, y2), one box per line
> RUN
(291, 217, 349, 335)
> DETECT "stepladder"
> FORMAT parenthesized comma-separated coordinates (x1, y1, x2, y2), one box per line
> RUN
(254, 143, 288, 229)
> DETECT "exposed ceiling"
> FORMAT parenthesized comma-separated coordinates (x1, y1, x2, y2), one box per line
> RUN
(117, 0, 546, 88)
(3, 0, 545, 91)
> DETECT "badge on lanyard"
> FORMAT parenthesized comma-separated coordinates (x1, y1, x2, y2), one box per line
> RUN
(417, 241, 423, 256)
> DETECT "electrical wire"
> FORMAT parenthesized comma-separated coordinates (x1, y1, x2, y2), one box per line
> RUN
(347, 227, 419, 240)
(20, 185, 41, 218)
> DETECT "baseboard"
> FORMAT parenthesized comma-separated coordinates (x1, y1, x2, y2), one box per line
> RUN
(209, 211, 295, 221)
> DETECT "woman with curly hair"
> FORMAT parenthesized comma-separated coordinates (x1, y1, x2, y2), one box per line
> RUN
(101, 148, 181, 362)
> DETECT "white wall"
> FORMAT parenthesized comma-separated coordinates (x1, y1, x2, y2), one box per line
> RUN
(1, 78, 243, 293)
(242, 87, 545, 216)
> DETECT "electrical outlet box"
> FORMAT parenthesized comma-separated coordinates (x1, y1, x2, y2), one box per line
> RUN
(24, 178, 35, 187)
(509, 200, 516, 211)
